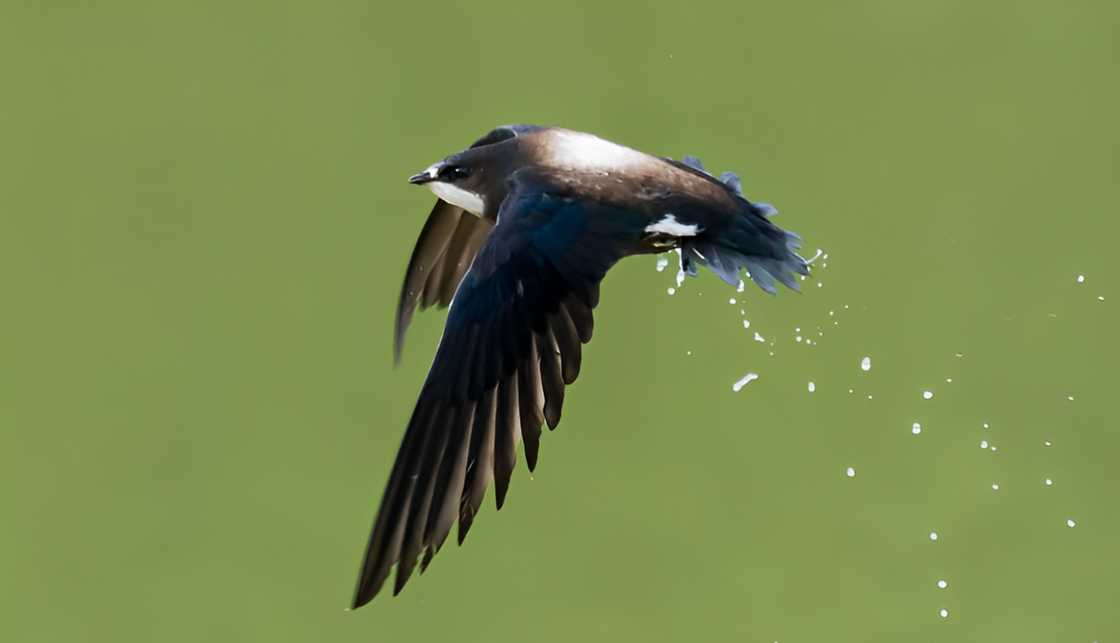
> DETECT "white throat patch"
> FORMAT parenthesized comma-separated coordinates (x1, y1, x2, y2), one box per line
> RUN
(428, 181, 485, 215)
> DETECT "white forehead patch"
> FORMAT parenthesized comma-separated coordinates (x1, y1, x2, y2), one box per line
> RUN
(428, 181, 485, 215)
(644, 213, 700, 237)
(546, 130, 648, 170)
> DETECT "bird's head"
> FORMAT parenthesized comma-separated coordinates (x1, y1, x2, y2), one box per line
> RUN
(408, 152, 488, 215)
(408, 125, 533, 216)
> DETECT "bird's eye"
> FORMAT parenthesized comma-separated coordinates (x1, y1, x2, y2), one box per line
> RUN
(440, 165, 470, 181)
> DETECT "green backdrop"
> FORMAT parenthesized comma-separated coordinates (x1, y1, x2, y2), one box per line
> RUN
(3, 1, 1116, 641)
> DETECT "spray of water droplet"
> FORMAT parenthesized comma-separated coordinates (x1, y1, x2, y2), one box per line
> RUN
(731, 372, 759, 392)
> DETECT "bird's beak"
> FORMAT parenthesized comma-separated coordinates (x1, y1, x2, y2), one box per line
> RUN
(408, 166, 438, 185)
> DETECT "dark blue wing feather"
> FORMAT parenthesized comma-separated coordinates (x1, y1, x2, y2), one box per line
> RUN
(353, 182, 639, 606)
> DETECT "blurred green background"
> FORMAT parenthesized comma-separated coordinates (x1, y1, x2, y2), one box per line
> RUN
(3, 1, 1117, 641)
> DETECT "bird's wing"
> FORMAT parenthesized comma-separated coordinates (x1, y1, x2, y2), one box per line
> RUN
(393, 199, 493, 364)
(353, 180, 634, 607)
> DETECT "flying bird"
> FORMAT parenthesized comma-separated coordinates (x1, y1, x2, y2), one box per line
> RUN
(352, 125, 808, 607)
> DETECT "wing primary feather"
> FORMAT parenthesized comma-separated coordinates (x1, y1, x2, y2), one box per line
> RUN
(394, 201, 463, 365)
(435, 215, 486, 306)
(354, 402, 441, 605)
(494, 371, 520, 509)
(424, 401, 476, 563)
(444, 220, 491, 304)
(393, 403, 453, 593)
(552, 306, 582, 385)
(517, 340, 544, 471)
(538, 329, 565, 430)
(458, 387, 497, 545)
(564, 298, 595, 343)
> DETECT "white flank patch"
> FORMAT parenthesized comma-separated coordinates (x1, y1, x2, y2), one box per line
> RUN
(546, 130, 648, 170)
(644, 213, 699, 237)
(428, 182, 485, 215)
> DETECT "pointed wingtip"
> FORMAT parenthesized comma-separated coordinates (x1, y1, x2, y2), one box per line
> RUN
(495, 478, 510, 509)
(392, 573, 407, 596)
(350, 585, 375, 610)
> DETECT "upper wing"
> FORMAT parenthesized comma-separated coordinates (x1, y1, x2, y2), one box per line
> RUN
(353, 181, 635, 607)
(393, 200, 493, 364)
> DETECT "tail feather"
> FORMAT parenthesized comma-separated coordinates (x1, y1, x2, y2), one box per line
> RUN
(668, 154, 807, 294)
(680, 205, 808, 295)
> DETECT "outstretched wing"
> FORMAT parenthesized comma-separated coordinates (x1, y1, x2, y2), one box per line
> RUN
(393, 200, 493, 364)
(353, 182, 638, 607)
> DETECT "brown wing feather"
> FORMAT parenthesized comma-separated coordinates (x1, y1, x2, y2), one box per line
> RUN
(393, 200, 494, 364)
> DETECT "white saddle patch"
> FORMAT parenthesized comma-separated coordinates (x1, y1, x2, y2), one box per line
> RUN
(644, 213, 700, 237)
(546, 130, 648, 170)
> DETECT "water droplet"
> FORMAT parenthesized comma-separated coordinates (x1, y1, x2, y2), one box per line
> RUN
(860, 356, 871, 371)
(795, 336, 803, 343)
(922, 390, 934, 400)
(980, 440, 989, 449)
(736, 280, 745, 292)
(753, 331, 766, 343)
(946, 377, 953, 383)
(1077, 274, 1085, 283)
(845, 467, 856, 478)
(1066, 518, 1077, 528)
(912, 422, 922, 435)
(939, 608, 949, 619)
(1098, 295, 1105, 301)
(1044, 440, 1052, 447)
(655, 256, 669, 272)
(991, 483, 1000, 491)
(729, 297, 737, 305)
(731, 372, 759, 392)
(1044, 478, 1053, 486)
(808, 381, 816, 393)
(929, 531, 939, 541)
(742, 319, 751, 329)
(667, 287, 676, 295)
(937, 579, 948, 589)
(1067, 395, 1075, 401)
(983, 422, 990, 429)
